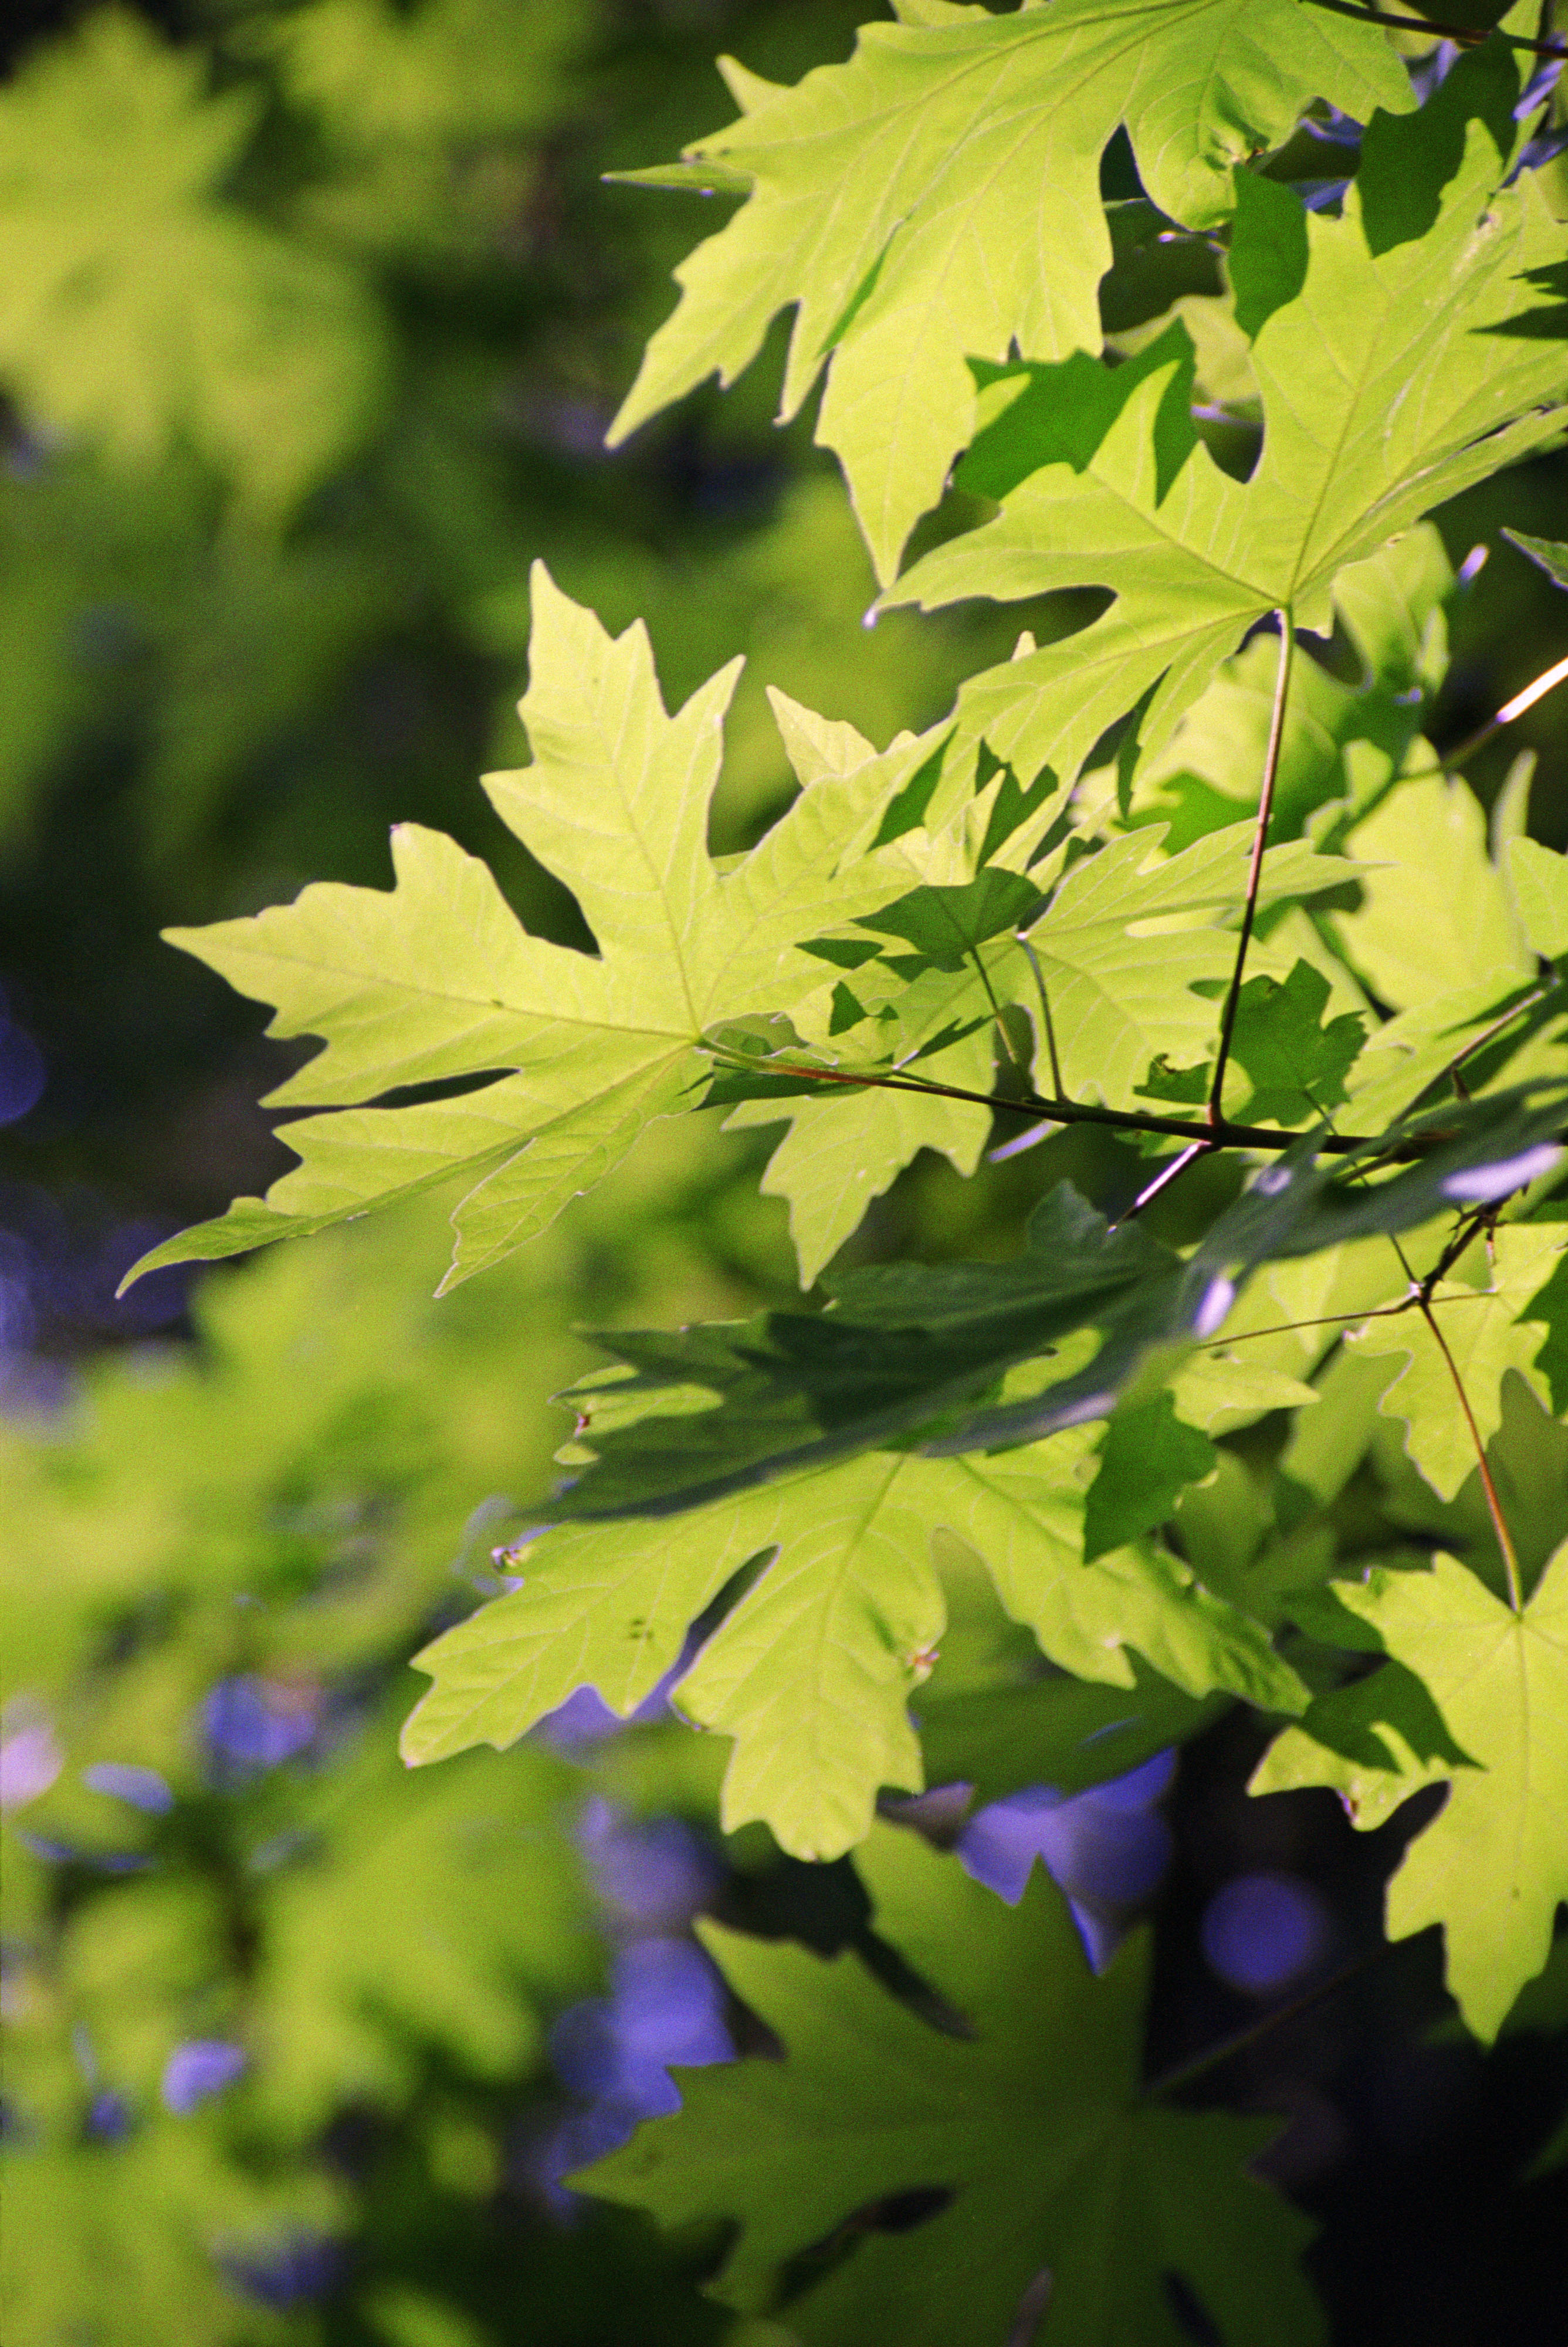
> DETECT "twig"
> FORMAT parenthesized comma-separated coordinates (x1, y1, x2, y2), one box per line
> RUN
(1442, 988, 1553, 1086)
(712, 1050, 1469, 1157)
(1302, 0, 1566, 55)
(1211, 1286, 1491, 1346)
(1440, 651, 1568, 770)
(1208, 612, 1296, 1130)
(970, 946, 1029, 1082)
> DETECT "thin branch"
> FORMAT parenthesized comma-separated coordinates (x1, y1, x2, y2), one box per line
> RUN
(1444, 988, 1552, 1083)
(1420, 1204, 1495, 1298)
(1208, 611, 1296, 1129)
(1440, 651, 1568, 770)
(1016, 932, 1067, 1103)
(712, 1049, 1471, 1158)
(1411, 1289, 1525, 1610)
(1302, 0, 1566, 55)
(1213, 1286, 1491, 1346)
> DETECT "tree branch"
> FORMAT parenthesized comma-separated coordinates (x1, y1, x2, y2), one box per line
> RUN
(722, 1051, 1471, 1157)
(1302, 1, 1566, 56)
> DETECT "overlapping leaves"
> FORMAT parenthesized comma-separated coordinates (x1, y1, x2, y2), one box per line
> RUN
(404, 1404, 1305, 1861)
(885, 42, 1568, 790)
(610, 0, 1412, 578)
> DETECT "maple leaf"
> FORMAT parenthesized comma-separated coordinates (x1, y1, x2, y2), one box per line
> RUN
(0, 9, 386, 517)
(882, 45, 1567, 789)
(1082, 1393, 1216, 1560)
(1343, 1222, 1566, 1503)
(1506, 836, 1568, 966)
(403, 1414, 1303, 1861)
(1226, 960, 1367, 1126)
(713, 759, 1356, 1283)
(577, 1823, 1326, 2346)
(609, 0, 1411, 579)
(123, 570, 945, 1295)
(1251, 1546, 1568, 2042)
(1331, 772, 1535, 1014)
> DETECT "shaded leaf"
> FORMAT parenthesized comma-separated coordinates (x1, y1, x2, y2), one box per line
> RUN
(1082, 1394, 1215, 1562)
(578, 1824, 1325, 2346)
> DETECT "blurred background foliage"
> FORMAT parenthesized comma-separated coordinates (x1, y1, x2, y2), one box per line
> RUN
(1, 4, 1566, 2344)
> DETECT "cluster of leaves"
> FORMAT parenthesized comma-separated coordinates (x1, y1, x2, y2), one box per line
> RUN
(12, 2, 1568, 2343)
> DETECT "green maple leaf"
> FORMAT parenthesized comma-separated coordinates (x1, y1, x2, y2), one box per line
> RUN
(0, 10, 386, 517)
(578, 1823, 1325, 2346)
(608, 0, 1411, 580)
(1343, 1222, 1565, 1502)
(1082, 1392, 1216, 1560)
(1226, 960, 1367, 1126)
(1506, 836, 1568, 966)
(883, 44, 1567, 790)
(404, 1414, 1303, 1861)
(124, 570, 945, 1295)
(1331, 771, 1535, 1014)
(1251, 1545, 1568, 2042)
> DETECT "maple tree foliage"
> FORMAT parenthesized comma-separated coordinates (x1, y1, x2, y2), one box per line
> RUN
(96, 1, 1568, 2339)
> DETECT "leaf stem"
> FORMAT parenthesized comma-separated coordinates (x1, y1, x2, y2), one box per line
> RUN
(1016, 932, 1068, 1103)
(970, 945, 1028, 1082)
(1302, 0, 1565, 55)
(1410, 1288, 1524, 1610)
(1440, 652, 1568, 771)
(1143, 1948, 1384, 2102)
(1208, 611, 1296, 1130)
(1211, 1287, 1490, 1345)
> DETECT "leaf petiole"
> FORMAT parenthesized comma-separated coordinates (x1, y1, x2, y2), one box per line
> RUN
(1208, 611, 1296, 1129)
